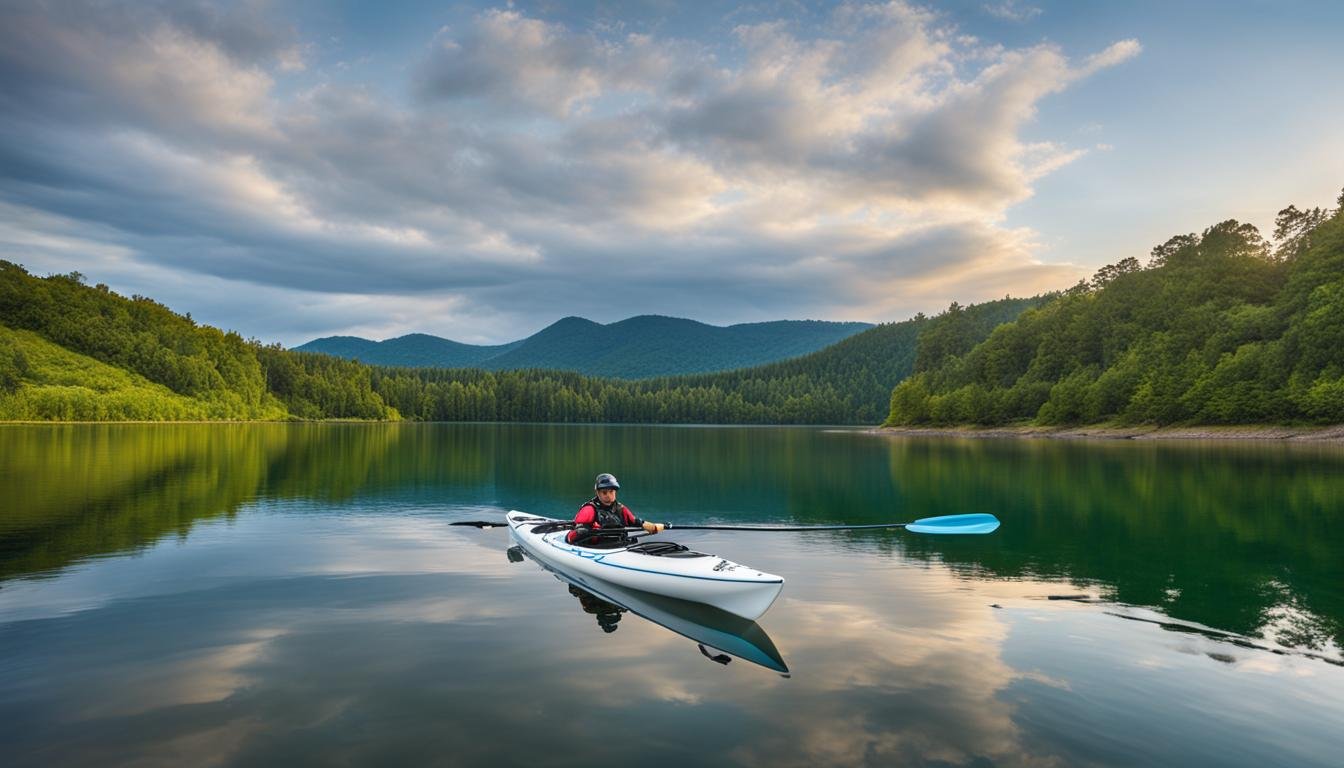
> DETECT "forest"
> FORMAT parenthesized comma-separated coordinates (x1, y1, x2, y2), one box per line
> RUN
(885, 191, 1344, 426)
(0, 258, 1033, 423)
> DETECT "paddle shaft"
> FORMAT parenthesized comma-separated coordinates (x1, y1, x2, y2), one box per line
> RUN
(451, 521, 908, 531)
(450, 512, 999, 534)
(667, 523, 910, 532)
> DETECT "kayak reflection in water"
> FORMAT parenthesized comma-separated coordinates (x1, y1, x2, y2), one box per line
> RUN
(567, 584, 626, 633)
(562, 574, 789, 674)
(505, 540, 790, 674)
(567, 473, 665, 548)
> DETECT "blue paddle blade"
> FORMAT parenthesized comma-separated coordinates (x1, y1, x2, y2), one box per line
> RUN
(905, 513, 1000, 534)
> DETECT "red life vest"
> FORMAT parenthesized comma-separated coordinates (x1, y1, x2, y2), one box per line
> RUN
(567, 498, 637, 543)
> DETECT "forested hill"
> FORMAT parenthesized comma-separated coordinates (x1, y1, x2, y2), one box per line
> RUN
(0, 261, 394, 420)
(635, 296, 1044, 424)
(0, 257, 1039, 424)
(296, 316, 874, 378)
(885, 190, 1344, 427)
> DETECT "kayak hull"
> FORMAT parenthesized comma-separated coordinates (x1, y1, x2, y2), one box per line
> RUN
(506, 511, 784, 620)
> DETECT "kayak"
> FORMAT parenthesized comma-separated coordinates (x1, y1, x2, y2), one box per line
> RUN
(507, 511, 785, 620)
(506, 511, 784, 620)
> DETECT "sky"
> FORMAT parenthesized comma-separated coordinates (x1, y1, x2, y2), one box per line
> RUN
(1, 1, 1341, 346)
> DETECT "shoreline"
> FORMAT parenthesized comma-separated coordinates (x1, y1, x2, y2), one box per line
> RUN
(4, 420, 1343, 442)
(871, 423, 1344, 443)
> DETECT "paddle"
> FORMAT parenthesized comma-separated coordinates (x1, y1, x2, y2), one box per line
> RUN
(450, 512, 1000, 534)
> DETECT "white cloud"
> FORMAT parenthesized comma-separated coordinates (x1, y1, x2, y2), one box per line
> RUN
(1082, 39, 1143, 73)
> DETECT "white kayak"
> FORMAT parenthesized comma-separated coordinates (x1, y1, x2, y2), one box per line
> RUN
(506, 511, 784, 620)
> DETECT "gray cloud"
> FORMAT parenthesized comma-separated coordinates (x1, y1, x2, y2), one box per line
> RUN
(0, 1, 1138, 343)
(417, 9, 611, 116)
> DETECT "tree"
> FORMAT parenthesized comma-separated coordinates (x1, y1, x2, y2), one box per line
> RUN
(1148, 234, 1197, 268)
(1273, 205, 1328, 262)
(1090, 257, 1141, 289)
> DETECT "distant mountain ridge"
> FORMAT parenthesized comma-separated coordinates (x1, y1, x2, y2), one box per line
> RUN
(301, 333, 522, 369)
(294, 315, 874, 379)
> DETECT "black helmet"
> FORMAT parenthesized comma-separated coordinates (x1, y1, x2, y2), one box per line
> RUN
(594, 473, 620, 490)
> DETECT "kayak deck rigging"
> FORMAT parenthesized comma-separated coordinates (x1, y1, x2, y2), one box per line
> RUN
(624, 541, 707, 558)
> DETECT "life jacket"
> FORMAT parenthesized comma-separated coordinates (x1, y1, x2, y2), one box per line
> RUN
(568, 497, 633, 546)
(582, 497, 630, 530)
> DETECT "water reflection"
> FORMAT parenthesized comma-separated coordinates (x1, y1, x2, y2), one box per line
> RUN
(567, 584, 626, 633)
(879, 435, 1344, 653)
(1, 505, 1341, 766)
(2, 423, 1342, 656)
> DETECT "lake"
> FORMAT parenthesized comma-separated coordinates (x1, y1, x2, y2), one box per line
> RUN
(2, 423, 1342, 766)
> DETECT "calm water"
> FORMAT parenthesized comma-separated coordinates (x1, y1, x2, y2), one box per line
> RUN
(2, 423, 1342, 767)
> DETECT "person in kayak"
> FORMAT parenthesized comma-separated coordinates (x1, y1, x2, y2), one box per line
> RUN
(567, 473, 665, 547)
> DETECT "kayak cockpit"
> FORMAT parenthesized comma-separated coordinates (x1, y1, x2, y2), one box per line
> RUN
(520, 518, 710, 556)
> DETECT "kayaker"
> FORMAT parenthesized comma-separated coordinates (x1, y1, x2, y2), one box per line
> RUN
(567, 473, 665, 546)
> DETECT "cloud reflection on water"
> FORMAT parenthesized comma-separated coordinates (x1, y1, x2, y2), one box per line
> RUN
(0, 513, 1148, 766)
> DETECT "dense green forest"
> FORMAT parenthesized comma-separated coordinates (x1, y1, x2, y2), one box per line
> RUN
(297, 315, 874, 378)
(360, 297, 1036, 424)
(0, 326, 225, 420)
(0, 265, 283, 419)
(885, 190, 1344, 427)
(0, 258, 1034, 423)
(0, 261, 393, 420)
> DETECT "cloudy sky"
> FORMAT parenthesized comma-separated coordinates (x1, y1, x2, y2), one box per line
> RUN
(2, 1, 1342, 345)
